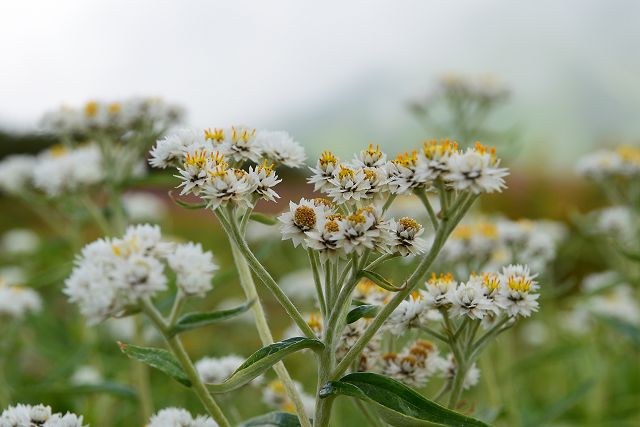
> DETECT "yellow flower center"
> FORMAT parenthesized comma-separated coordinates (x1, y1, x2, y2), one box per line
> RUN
(508, 276, 532, 292)
(347, 213, 366, 224)
(482, 273, 501, 291)
(319, 150, 338, 166)
(294, 206, 316, 229)
(423, 138, 458, 159)
(363, 168, 377, 180)
(393, 150, 418, 167)
(338, 166, 355, 180)
(204, 128, 225, 143)
(399, 217, 421, 231)
(325, 221, 339, 232)
(257, 159, 274, 175)
(108, 103, 121, 114)
(84, 101, 98, 117)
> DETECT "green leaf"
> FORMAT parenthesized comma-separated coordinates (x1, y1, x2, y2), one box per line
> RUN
(168, 300, 255, 337)
(239, 412, 304, 426)
(346, 304, 380, 324)
(117, 342, 191, 387)
(320, 372, 490, 427)
(250, 212, 279, 225)
(168, 191, 207, 209)
(359, 270, 405, 292)
(206, 337, 324, 393)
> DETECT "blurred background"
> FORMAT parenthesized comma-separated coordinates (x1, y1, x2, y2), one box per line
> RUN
(1, 1, 639, 426)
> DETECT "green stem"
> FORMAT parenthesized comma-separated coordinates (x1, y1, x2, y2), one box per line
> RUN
(140, 300, 231, 427)
(415, 190, 439, 230)
(308, 249, 327, 317)
(230, 243, 313, 427)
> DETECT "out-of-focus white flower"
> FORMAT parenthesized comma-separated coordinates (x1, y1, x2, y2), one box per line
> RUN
(149, 128, 207, 169)
(444, 143, 508, 194)
(496, 265, 540, 318)
(166, 242, 217, 297)
(576, 145, 640, 179)
(70, 366, 102, 386)
(256, 130, 306, 168)
(596, 206, 633, 238)
(379, 340, 443, 388)
(588, 285, 640, 325)
(1, 228, 40, 255)
(32, 144, 104, 197)
(520, 320, 548, 346)
(385, 292, 441, 335)
(279, 269, 317, 301)
(439, 353, 480, 390)
(0, 278, 41, 319)
(147, 407, 218, 427)
(0, 403, 85, 427)
(122, 192, 167, 223)
(262, 380, 315, 417)
(65, 224, 213, 324)
(0, 266, 26, 284)
(0, 154, 37, 194)
(196, 355, 262, 386)
(581, 271, 620, 293)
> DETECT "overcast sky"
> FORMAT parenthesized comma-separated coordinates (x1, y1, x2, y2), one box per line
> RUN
(1, 0, 639, 164)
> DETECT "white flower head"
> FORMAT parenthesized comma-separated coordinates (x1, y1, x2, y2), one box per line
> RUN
(0, 403, 86, 427)
(418, 139, 460, 179)
(167, 242, 217, 297)
(262, 380, 315, 417)
(387, 151, 431, 195)
(447, 279, 495, 320)
(444, 143, 508, 193)
(147, 407, 218, 427)
(246, 161, 282, 202)
(196, 354, 262, 386)
(279, 198, 325, 248)
(176, 149, 226, 196)
(439, 354, 480, 390)
(219, 126, 262, 163)
(308, 150, 340, 193)
(201, 166, 252, 210)
(335, 207, 385, 255)
(496, 264, 540, 318)
(386, 292, 441, 335)
(424, 273, 457, 309)
(352, 144, 387, 168)
(149, 128, 207, 169)
(33, 144, 104, 197)
(305, 213, 345, 262)
(327, 165, 371, 205)
(256, 130, 306, 168)
(388, 217, 427, 257)
(0, 279, 41, 319)
(0, 154, 36, 195)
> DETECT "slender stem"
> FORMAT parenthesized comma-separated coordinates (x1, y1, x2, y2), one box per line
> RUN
(363, 253, 398, 270)
(419, 326, 449, 344)
(140, 300, 231, 427)
(168, 291, 185, 327)
(81, 196, 112, 235)
(415, 190, 439, 230)
(229, 243, 313, 427)
(308, 249, 327, 317)
(216, 210, 316, 338)
(447, 358, 467, 409)
(381, 193, 397, 213)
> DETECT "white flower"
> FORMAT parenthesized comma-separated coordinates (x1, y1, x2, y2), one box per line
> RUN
(166, 242, 217, 297)
(196, 355, 262, 386)
(0, 154, 36, 194)
(246, 161, 281, 202)
(588, 285, 640, 325)
(70, 366, 102, 386)
(335, 208, 385, 255)
(418, 139, 460, 179)
(351, 144, 387, 168)
(327, 165, 371, 205)
(262, 380, 315, 417)
(387, 151, 431, 195)
(0, 279, 41, 319)
(439, 354, 480, 390)
(122, 192, 167, 223)
(149, 128, 206, 169)
(256, 130, 306, 168)
(596, 206, 633, 238)
(279, 269, 318, 301)
(279, 198, 324, 248)
(576, 149, 625, 179)
(447, 280, 495, 320)
(1, 228, 40, 255)
(424, 273, 457, 309)
(386, 292, 441, 335)
(64, 224, 172, 324)
(0, 403, 86, 427)
(308, 151, 340, 193)
(581, 271, 620, 293)
(304, 214, 345, 262)
(444, 143, 508, 193)
(496, 264, 540, 318)
(388, 217, 427, 257)
(147, 407, 218, 427)
(201, 167, 252, 210)
(219, 126, 262, 163)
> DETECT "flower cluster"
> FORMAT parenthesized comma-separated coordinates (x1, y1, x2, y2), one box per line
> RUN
(196, 355, 262, 386)
(438, 217, 565, 273)
(0, 144, 103, 197)
(0, 404, 85, 427)
(576, 144, 640, 180)
(0, 277, 41, 319)
(64, 224, 217, 324)
(41, 97, 183, 137)
(308, 141, 507, 202)
(149, 127, 305, 210)
(377, 339, 445, 388)
(147, 408, 217, 427)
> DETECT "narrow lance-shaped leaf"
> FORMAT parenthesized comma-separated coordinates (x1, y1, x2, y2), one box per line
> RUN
(118, 342, 191, 387)
(168, 191, 207, 210)
(206, 337, 324, 393)
(249, 212, 279, 225)
(239, 411, 305, 427)
(359, 270, 405, 292)
(346, 304, 380, 324)
(168, 299, 255, 337)
(320, 372, 491, 427)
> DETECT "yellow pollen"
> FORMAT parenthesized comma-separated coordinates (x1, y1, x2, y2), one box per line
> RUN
(108, 103, 121, 114)
(393, 150, 418, 167)
(617, 145, 640, 165)
(233, 169, 247, 179)
(478, 222, 498, 238)
(427, 272, 454, 286)
(410, 290, 423, 301)
(282, 402, 295, 413)
(307, 313, 323, 331)
(399, 217, 421, 231)
(325, 221, 339, 232)
(413, 339, 435, 352)
(326, 213, 343, 221)
(204, 128, 225, 143)
(294, 206, 316, 229)
(268, 380, 286, 394)
(423, 138, 459, 159)
(401, 355, 418, 365)
(258, 159, 275, 175)
(231, 126, 256, 143)
(383, 352, 398, 362)
(482, 273, 501, 291)
(347, 213, 366, 224)
(338, 165, 355, 180)
(84, 101, 98, 117)
(452, 224, 473, 240)
(313, 198, 334, 208)
(49, 144, 67, 157)
(208, 165, 227, 178)
(364, 144, 382, 157)
(185, 149, 209, 168)
(363, 168, 377, 180)
(319, 150, 338, 166)
(508, 276, 532, 292)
